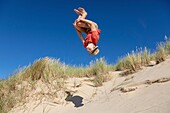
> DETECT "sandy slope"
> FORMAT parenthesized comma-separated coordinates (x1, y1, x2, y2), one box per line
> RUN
(10, 59, 170, 113)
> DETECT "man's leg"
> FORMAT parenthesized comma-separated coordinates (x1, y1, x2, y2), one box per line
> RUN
(73, 19, 87, 33)
(73, 21, 87, 44)
(79, 18, 98, 31)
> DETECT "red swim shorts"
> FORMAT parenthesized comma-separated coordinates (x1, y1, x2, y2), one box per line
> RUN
(83, 29, 101, 48)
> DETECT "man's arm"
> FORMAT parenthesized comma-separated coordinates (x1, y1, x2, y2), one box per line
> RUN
(73, 23, 85, 44)
(75, 28, 85, 43)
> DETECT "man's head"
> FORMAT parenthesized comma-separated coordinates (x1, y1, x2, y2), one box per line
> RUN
(86, 43, 99, 55)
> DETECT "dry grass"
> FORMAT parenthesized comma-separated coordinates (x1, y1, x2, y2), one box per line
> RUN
(1, 36, 170, 112)
(115, 36, 170, 75)
(0, 75, 21, 113)
(155, 42, 166, 64)
(165, 37, 170, 55)
(155, 36, 170, 64)
(87, 58, 112, 86)
(0, 57, 113, 112)
(115, 47, 151, 74)
(23, 57, 94, 81)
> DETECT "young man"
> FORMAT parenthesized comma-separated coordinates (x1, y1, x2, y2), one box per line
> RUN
(73, 7, 101, 55)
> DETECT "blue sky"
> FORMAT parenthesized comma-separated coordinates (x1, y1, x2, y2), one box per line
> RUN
(0, 0, 170, 79)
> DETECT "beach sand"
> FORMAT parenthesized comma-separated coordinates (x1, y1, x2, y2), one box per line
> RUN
(10, 58, 170, 113)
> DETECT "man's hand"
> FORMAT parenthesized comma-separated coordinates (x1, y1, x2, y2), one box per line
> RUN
(74, 7, 87, 19)
(74, 9, 82, 16)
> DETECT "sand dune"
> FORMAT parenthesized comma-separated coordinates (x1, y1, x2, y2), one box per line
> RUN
(10, 58, 170, 113)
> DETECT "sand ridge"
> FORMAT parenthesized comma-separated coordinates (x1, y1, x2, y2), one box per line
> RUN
(10, 59, 170, 113)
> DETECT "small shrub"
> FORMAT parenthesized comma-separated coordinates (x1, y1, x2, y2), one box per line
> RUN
(155, 42, 166, 64)
(165, 37, 170, 55)
(87, 58, 111, 86)
(24, 57, 49, 81)
(87, 58, 108, 76)
(0, 76, 20, 113)
(93, 73, 111, 87)
(141, 47, 151, 66)
(93, 74, 104, 87)
(150, 53, 156, 61)
(116, 51, 141, 72)
(115, 58, 127, 71)
(116, 47, 151, 74)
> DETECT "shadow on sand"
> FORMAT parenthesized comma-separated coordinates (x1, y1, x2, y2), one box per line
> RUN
(65, 92, 84, 107)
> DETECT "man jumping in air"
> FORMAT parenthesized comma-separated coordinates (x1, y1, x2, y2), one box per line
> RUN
(73, 7, 101, 55)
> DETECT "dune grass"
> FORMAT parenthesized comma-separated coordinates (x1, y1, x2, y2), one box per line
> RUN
(0, 57, 112, 112)
(0, 75, 22, 113)
(22, 57, 112, 87)
(87, 58, 112, 86)
(154, 37, 170, 64)
(115, 47, 151, 74)
(115, 37, 170, 74)
(155, 42, 166, 64)
(0, 36, 170, 112)
(165, 37, 170, 55)
(21, 57, 111, 81)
